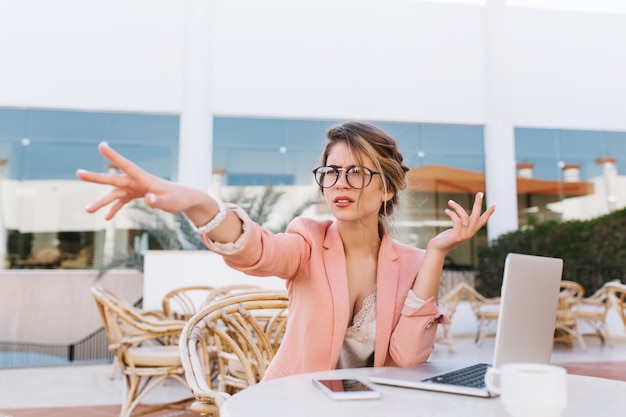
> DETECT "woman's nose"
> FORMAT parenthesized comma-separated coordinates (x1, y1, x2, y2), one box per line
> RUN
(334, 171, 351, 188)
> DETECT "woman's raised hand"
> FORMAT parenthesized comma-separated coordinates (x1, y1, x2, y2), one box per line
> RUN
(76, 142, 201, 220)
(426, 192, 495, 253)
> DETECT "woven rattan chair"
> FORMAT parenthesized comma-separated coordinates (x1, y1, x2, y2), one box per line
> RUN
(554, 280, 586, 351)
(162, 283, 265, 387)
(161, 284, 263, 319)
(436, 283, 466, 353)
(90, 286, 192, 417)
(576, 281, 618, 346)
(605, 281, 626, 336)
(460, 283, 501, 347)
(162, 285, 216, 320)
(180, 290, 289, 416)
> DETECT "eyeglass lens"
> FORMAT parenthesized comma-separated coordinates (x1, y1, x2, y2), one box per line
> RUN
(314, 166, 372, 189)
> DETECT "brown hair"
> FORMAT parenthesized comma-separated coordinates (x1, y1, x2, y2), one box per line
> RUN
(318, 121, 409, 218)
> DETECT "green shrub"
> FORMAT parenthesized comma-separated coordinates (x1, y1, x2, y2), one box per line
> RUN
(476, 207, 626, 297)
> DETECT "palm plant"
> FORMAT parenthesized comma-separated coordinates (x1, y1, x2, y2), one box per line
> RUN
(97, 186, 319, 278)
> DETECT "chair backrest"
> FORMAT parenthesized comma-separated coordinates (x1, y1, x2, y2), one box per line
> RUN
(558, 281, 584, 305)
(604, 281, 626, 328)
(90, 286, 185, 365)
(438, 283, 466, 319)
(459, 282, 501, 316)
(162, 285, 216, 320)
(200, 284, 264, 308)
(556, 280, 584, 321)
(579, 280, 619, 318)
(180, 290, 289, 400)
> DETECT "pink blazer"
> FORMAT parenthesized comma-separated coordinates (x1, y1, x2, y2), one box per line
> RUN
(204, 211, 445, 381)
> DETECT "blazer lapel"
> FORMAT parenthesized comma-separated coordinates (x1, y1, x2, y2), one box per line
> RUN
(322, 222, 351, 365)
(374, 233, 401, 363)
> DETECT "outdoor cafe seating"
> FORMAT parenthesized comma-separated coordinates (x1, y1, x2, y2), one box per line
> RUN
(437, 279, 626, 353)
(179, 290, 289, 416)
(90, 285, 191, 417)
(91, 278, 626, 417)
(437, 282, 500, 350)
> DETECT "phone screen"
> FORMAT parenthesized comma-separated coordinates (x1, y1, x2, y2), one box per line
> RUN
(317, 379, 374, 392)
(313, 378, 381, 400)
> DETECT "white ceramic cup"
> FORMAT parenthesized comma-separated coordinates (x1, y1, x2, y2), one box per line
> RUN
(484, 363, 567, 417)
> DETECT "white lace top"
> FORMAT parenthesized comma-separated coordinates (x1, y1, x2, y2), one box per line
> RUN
(336, 286, 377, 369)
(336, 287, 431, 369)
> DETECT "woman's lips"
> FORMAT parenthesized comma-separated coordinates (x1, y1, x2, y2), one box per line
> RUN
(333, 197, 354, 208)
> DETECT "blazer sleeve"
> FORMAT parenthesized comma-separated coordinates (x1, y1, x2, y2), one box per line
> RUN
(201, 208, 322, 280)
(387, 296, 450, 366)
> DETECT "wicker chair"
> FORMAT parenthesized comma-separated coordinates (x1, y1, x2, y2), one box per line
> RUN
(605, 281, 626, 336)
(161, 284, 263, 320)
(436, 283, 467, 353)
(554, 280, 586, 351)
(162, 285, 216, 320)
(576, 281, 618, 346)
(460, 283, 501, 347)
(180, 290, 289, 416)
(90, 286, 192, 417)
(162, 284, 265, 386)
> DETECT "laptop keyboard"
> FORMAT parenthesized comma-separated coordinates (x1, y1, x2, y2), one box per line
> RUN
(421, 363, 491, 388)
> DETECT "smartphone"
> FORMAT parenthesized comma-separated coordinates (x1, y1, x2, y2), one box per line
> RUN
(312, 378, 381, 400)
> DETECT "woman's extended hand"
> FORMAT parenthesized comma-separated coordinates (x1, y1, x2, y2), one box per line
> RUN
(76, 142, 202, 220)
(427, 192, 495, 253)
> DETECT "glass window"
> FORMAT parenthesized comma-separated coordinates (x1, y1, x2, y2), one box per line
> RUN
(515, 127, 626, 225)
(0, 108, 179, 269)
(213, 117, 330, 186)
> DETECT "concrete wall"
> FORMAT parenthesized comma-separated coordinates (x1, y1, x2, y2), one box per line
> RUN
(1, 1, 625, 131)
(142, 250, 286, 311)
(0, 269, 143, 344)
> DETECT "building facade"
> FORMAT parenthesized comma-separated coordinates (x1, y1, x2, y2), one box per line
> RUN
(1, 0, 626, 269)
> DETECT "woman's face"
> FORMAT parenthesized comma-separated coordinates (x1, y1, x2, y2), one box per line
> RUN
(322, 142, 392, 226)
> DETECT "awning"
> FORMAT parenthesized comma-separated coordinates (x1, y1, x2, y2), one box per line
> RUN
(406, 164, 594, 196)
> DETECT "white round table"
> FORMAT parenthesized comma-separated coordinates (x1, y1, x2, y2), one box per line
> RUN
(221, 363, 626, 417)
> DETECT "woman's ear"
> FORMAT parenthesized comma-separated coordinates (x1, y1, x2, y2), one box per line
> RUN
(382, 189, 395, 203)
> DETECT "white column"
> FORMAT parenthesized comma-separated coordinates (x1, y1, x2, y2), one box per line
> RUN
(596, 157, 618, 213)
(0, 159, 6, 268)
(178, 0, 214, 192)
(483, 0, 519, 241)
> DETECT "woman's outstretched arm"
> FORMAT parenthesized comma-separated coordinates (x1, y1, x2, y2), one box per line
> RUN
(76, 142, 244, 244)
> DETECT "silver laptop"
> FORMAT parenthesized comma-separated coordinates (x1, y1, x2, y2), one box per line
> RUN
(369, 253, 563, 397)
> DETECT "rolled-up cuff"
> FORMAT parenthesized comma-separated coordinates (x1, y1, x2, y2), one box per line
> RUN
(403, 291, 451, 325)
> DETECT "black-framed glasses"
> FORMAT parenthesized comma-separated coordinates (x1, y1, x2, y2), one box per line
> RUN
(312, 166, 381, 189)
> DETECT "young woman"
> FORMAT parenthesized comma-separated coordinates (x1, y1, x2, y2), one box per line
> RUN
(77, 121, 495, 380)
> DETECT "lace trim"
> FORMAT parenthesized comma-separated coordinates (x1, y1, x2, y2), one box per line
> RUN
(346, 285, 376, 338)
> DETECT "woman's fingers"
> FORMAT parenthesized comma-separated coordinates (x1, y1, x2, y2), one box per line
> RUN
(77, 144, 160, 217)
(106, 198, 129, 221)
(83, 188, 129, 214)
(98, 142, 151, 180)
(446, 199, 470, 229)
(97, 142, 139, 175)
(446, 192, 495, 231)
(76, 169, 126, 187)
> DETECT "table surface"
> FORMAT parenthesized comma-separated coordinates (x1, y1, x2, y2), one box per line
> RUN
(221, 360, 626, 417)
